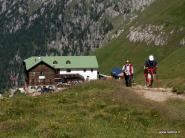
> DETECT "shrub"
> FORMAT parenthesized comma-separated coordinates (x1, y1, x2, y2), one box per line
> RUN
(172, 86, 185, 94)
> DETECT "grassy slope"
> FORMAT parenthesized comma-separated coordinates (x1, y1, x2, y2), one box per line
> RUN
(136, 0, 185, 25)
(93, 0, 185, 89)
(1, 81, 185, 137)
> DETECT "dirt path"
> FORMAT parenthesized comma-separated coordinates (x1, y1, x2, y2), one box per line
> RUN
(132, 85, 185, 102)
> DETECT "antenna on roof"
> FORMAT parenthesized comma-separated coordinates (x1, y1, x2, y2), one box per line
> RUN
(38, 57, 43, 61)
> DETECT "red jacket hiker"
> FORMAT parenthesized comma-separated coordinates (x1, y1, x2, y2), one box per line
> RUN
(122, 62, 134, 76)
(122, 60, 134, 87)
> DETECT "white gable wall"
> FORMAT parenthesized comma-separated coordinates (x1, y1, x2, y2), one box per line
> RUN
(59, 69, 98, 80)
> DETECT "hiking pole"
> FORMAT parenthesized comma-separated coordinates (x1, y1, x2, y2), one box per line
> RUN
(131, 74, 134, 85)
(155, 67, 159, 88)
(155, 73, 159, 88)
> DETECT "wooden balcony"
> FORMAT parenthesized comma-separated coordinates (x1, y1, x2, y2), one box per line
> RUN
(55, 74, 85, 81)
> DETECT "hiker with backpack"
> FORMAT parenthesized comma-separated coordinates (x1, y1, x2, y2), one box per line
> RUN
(144, 55, 157, 87)
(122, 60, 134, 87)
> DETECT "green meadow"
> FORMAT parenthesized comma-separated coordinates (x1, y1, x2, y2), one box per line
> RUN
(1, 81, 185, 138)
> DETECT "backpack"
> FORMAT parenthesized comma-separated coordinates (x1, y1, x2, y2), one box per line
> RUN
(146, 60, 157, 68)
(124, 64, 133, 75)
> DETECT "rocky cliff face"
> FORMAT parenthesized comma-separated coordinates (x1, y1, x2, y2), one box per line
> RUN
(0, 0, 155, 89)
(127, 25, 168, 46)
(127, 25, 185, 46)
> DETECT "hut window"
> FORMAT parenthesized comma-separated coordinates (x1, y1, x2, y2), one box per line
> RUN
(91, 69, 94, 72)
(66, 60, 71, 64)
(53, 60, 58, 64)
(84, 69, 86, 72)
(40, 72, 44, 75)
(66, 69, 71, 72)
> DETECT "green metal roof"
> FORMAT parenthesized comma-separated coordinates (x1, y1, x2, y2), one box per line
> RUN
(24, 56, 99, 71)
